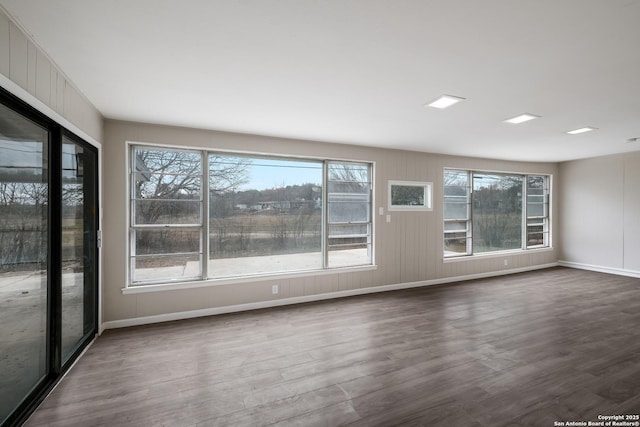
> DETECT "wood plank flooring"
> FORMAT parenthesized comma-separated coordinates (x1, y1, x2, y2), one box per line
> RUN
(24, 267, 640, 426)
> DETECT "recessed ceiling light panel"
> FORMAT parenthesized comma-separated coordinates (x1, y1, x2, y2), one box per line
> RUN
(426, 95, 466, 109)
(566, 127, 597, 135)
(504, 113, 541, 124)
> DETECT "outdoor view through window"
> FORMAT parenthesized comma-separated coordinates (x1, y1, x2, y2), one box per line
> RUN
(130, 146, 373, 284)
(444, 169, 549, 257)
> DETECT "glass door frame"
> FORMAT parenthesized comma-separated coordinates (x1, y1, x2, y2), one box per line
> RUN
(0, 86, 99, 427)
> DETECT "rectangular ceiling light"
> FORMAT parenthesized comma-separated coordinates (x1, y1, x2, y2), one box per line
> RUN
(426, 95, 465, 109)
(504, 113, 540, 124)
(566, 127, 597, 135)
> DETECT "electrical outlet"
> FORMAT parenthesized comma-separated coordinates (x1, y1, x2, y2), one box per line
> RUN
(272, 285, 279, 294)
(504, 259, 508, 266)
(386, 214, 391, 223)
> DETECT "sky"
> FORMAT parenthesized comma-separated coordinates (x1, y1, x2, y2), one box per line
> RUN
(234, 158, 323, 191)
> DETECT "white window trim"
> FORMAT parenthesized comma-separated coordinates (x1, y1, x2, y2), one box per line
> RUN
(388, 180, 433, 211)
(443, 246, 554, 263)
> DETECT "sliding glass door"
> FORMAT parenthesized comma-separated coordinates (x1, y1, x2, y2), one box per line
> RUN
(61, 135, 97, 364)
(0, 101, 50, 426)
(0, 88, 98, 426)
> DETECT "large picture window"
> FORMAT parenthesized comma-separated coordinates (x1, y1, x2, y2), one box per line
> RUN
(208, 156, 323, 278)
(130, 145, 373, 285)
(444, 169, 550, 258)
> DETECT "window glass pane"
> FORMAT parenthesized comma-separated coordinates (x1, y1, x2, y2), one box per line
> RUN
(132, 148, 202, 227)
(527, 218, 545, 227)
(527, 232, 545, 246)
(444, 202, 469, 220)
(328, 181, 369, 195)
(444, 235, 470, 256)
(527, 191, 544, 198)
(527, 219, 548, 247)
(134, 147, 201, 175)
(135, 229, 201, 255)
(328, 236, 369, 246)
(444, 171, 469, 195)
(444, 170, 469, 221)
(0, 105, 49, 424)
(328, 202, 370, 223)
(134, 173, 201, 200)
(329, 223, 369, 237)
(133, 253, 201, 282)
(328, 246, 371, 268)
(527, 175, 545, 189)
(327, 162, 372, 267)
(329, 223, 370, 248)
(328, 163, 369, 182)
(328, 222, 370, 266)
(444, 221, 468, 232)
(61, 138, 97, 364)
(134, 200, 201, 225)
(526, 176, 549, 248)
(527, 202, 546, 217)
(472, 173, 523, 253)
(208, 156, 323, 278)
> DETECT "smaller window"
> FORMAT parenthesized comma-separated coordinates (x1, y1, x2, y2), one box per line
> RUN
(444, 170, 471, 256)
(327, 162, 372, 268)
(526, 175, 550, 248)
(388, 180, 433, 211)
(130, 146, 204, 284)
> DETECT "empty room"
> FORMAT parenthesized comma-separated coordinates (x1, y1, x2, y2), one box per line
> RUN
(1, 1, 639, 426)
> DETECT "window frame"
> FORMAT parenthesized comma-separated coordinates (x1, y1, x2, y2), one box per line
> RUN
(443, 168, 551, 259)
(525, 175, 550, 249)
(444, 170, 472, 257)
(129, 146, 204, 284)
(0, 85, 99, 427)
(128, 143, 374, 286)
(326, 161, 373, 268)
(387, 180, 433, 212)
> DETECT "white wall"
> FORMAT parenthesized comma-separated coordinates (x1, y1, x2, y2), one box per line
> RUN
(102, 119, 559, 326)
(559, 151, 640, 275)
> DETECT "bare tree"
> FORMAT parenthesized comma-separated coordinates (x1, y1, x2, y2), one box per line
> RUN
(209, 156, 251, 219)
(0, 182, 47, 270)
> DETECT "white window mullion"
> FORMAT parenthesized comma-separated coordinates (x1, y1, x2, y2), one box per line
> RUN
(467, 171, 473, 256)
(522, 176, 528, 250)
(322, 161, 328, 269)
(202, 151, 209, 280)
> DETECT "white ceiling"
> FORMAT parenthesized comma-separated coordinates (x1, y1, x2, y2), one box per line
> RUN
(2, 0, 640, 162)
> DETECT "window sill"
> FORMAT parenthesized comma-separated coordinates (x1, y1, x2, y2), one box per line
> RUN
(122, 264, 378, 294)
(443, 246, 554, 263)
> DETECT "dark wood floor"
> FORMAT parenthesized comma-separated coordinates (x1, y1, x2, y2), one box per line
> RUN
(25, 267, 640, 427)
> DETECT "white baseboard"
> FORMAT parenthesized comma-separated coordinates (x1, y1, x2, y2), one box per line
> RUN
(558, 260, 640, 279)
(101, 262, 558, 330)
